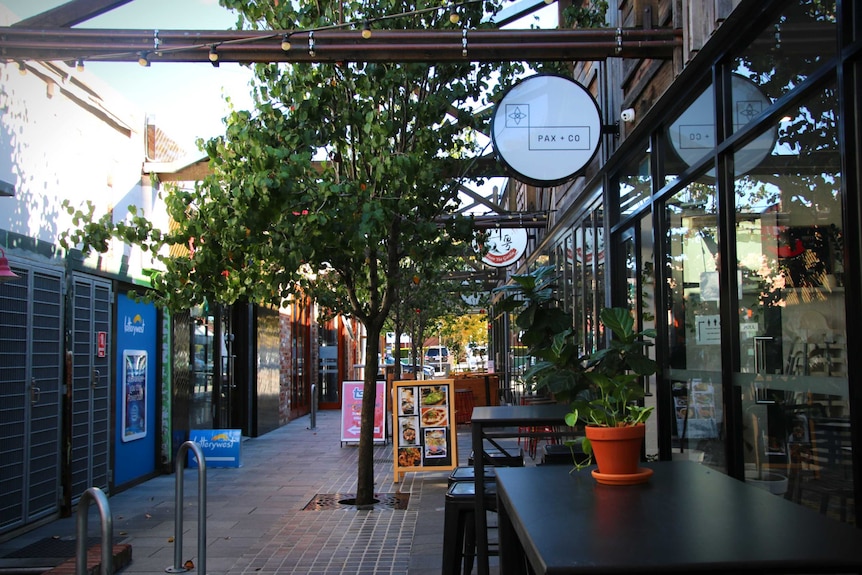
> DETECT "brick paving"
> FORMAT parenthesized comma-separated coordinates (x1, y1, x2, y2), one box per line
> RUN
(0, 409, 503, 575)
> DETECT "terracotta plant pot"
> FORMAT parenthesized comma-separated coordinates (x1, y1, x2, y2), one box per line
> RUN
(585, 424, 646, 476)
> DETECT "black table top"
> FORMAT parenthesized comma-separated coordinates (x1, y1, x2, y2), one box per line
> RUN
(471, 404, 571, 427)
(495, 462, 862, 574)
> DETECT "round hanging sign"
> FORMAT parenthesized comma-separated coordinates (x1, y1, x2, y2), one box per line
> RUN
(480, 228, 528, 268)
(492, 74, 603, 186)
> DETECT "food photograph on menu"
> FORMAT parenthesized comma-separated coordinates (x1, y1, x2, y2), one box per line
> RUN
(397, 446, 422, 468)
(398, 387, 416, 416)
(419, 385, 447, 407)
(423, 428, 448, 458)
(400, 416, 419, 445)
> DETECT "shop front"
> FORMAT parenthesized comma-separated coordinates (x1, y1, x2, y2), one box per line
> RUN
(496, 0, 859, 524)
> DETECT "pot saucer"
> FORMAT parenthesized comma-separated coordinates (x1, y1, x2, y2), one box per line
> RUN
(591, 467, 653, 485)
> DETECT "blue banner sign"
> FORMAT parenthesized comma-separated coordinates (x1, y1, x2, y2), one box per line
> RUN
(188, 429, 243, 468)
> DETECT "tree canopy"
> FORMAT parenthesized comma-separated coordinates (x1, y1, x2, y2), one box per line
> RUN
(63, 0, 533, 505)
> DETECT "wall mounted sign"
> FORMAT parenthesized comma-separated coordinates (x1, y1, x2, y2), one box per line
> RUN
(480, 227, 528, 268)
(492, 74, 602, 186)
(667, 74, 777, 176)
(392, 380, 458, 482)
(121, 350, 147, 443)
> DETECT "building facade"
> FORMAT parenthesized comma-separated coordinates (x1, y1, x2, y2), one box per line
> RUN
(0, 8, 366, 537)
(493, 0, 859, 524)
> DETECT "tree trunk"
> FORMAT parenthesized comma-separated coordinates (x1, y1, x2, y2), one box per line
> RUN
(356, 325, 382, 506)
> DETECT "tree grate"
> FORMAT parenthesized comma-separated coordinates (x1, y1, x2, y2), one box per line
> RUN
(302, 492, 409, 511)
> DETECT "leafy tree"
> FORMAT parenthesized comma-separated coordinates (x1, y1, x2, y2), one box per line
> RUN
(63, 0, 529, 505)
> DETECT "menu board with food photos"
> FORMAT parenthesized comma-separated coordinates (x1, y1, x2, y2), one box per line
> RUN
(392, 379, 458, 482)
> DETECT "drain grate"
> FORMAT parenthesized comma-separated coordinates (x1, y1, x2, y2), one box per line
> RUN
(302, 492, 409, 511)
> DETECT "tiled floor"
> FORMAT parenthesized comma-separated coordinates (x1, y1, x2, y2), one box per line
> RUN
(0, 410, 509, 575)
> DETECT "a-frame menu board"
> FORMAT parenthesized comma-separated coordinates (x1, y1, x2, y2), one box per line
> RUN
(392, 379, 458, 482)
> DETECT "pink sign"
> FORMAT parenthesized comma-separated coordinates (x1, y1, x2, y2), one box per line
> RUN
(341, 381, 386, 443)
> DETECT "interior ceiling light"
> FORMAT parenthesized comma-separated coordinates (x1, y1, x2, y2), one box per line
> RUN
(137, 52, 150, 67)
(281, 33, 292, 51)
(361, 21, 372, 39)
(0, 248, 20, 284)
(209, 45, 219, 66)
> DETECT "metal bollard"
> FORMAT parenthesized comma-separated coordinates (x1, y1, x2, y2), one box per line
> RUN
(75, 487, 113, 575)
(166, 441, 207, 575)
(310, 383, 317, 429)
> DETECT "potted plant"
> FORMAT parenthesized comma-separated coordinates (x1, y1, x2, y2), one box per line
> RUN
(564, 307, 657, 484)
(495, 267, 658, 484)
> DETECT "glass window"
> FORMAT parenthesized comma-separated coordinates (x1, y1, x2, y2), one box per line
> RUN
(664, 180, 725, 470)
(663, 81, 713, 182)
(733, 82, 850, 520)
(573, 223, 585, 356)
(618, 151, 652, 218)
(732, 1, 836, 106)
(664, 74, 779, 181)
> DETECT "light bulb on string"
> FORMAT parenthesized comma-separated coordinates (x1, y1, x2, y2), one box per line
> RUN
(76, 59, 85, 72)
(138, 52, 150, 67)
(281, 33, 292, 51)
(449, 3, 460, 24)
(361, 21, 372, 39)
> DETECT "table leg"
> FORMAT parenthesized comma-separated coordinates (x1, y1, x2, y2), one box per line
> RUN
(473, 422, 489, 575)
(497, 493, 528, 575)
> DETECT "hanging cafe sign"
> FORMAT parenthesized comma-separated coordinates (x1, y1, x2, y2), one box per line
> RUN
(491, 74, 603, 186)
(479, 227, 528, 268)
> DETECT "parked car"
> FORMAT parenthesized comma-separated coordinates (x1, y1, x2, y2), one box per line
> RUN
(400, 359, 435, 378)
(424, 346, 450, 372)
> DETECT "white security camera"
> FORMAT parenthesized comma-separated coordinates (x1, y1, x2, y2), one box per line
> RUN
(621, 108, 635, 123)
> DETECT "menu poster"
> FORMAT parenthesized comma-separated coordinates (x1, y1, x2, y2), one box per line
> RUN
(393, 379, 458, 482)
(674, 378, 719, 439)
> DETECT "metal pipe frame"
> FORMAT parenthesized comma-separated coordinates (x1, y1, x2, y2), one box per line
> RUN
(0, 26, 681, 64)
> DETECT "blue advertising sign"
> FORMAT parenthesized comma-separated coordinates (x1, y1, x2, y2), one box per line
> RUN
(188, 429, 243, 468)
(114, 295, 157, 486)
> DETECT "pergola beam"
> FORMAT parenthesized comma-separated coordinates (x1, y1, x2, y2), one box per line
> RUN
(1, 27, 681, 64)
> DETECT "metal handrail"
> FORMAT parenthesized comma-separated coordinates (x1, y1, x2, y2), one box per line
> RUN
(165, 441, 207, 575)
(75, 487, 112, 575)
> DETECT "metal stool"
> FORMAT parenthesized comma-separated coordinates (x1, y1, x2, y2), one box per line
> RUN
(442, 480, 497, 575)
(448, 465, 496, 486)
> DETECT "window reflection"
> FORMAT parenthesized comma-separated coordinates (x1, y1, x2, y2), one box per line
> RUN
(664, 181, 725, 470)
(733, 82, 851, 522)
(732, 1, 836, 104)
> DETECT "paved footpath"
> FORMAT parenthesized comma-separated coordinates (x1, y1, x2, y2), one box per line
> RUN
(0, 410, 501, 575)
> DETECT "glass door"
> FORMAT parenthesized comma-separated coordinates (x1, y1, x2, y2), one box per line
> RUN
(732, 84, 852, 520)
(664, 181, 726, 470)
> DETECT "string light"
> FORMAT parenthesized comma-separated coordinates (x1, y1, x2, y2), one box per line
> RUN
(26, 1, 486, 65)
(76, 59, 85, 72)
(18, 61, 27, 75)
